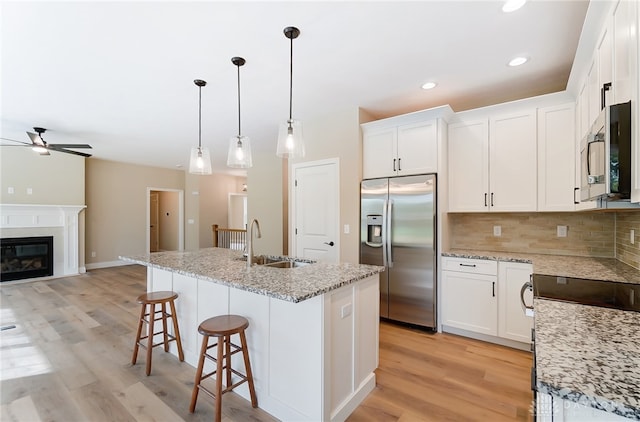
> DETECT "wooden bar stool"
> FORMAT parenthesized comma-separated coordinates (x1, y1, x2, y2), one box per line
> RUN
(189, 315, 257, 421)
(131, 290, 184, 376)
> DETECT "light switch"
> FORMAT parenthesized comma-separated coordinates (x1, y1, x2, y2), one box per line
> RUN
(344, 224, 350, 234)
(26, 188, 33, 195)
(7, 187, 14, 194)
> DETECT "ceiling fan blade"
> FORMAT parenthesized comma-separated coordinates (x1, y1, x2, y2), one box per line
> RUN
(0, 137, 31, 146)
(26, 131, 45, 146)
(48, 147, 92, 157)
(48, 144, 92, 149)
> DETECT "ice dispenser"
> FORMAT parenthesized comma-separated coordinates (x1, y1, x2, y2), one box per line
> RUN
(366, 215, 383, 247)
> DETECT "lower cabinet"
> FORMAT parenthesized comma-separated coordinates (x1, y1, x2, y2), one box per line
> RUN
(442, 257, 533, 346)
(537, 392, 630, 422)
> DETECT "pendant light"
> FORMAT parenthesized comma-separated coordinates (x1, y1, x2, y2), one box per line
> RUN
(189, 79, 212, 175)
(276, 26, 305, 159)
(227, 57, 252, 168)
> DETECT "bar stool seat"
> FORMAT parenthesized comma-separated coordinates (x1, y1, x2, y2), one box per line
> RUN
(189, 315, 257, 421)
(131, 290, 184, 376)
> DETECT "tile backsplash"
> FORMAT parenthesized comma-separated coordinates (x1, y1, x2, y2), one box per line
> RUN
(615, 211, 640, 270)
(449, 212, 616, 258)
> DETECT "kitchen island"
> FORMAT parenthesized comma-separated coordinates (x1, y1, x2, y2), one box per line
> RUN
(120, 248, 385, 422)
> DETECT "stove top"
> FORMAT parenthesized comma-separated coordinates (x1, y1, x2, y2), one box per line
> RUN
(533, 275, 640, 312)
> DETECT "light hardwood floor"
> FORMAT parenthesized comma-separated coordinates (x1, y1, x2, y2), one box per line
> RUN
(1, 265, 533, 421)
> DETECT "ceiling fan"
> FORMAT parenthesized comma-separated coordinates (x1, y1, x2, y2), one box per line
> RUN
(1, 127, 92, 157)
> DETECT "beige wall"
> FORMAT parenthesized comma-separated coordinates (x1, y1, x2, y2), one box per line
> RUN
(246, 151, 284, 256)
(85, 159, 185, 265)
(1, 147, 85, 205)
(198, 174, 246, 248)
(449, 212, 616, 257)
(616, 211, 640, 269)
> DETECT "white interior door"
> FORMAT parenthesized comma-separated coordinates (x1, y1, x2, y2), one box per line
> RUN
(292, 159, 339, 263)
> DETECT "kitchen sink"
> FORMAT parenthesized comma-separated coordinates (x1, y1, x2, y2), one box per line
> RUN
(237, 254, 313, 268)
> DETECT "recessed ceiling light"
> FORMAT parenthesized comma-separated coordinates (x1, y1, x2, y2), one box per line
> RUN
(421, 82, 437, 90)
(502, 0, 526, 13)
(508, 56, 528, 67)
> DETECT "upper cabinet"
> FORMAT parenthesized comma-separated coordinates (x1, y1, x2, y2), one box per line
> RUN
(448, 109, 537, 212)
(361, 106, 452, 179)
(537, 103, 578, 211)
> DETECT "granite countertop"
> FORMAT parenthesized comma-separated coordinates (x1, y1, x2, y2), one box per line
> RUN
(535, 298, 640, 420)
(120, 247, 384, 303)
(442, 249, 640, 284)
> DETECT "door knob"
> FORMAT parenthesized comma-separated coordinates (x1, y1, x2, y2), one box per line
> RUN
(324, 241, 335, 246)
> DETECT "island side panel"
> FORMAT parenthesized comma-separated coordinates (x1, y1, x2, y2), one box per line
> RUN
(172, 273, 199, 366)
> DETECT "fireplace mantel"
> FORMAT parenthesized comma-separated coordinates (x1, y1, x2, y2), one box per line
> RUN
(1, 204, 86, 277)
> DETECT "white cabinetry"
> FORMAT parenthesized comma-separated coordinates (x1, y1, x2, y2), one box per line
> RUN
(448, 110, 537, 212)
(442, 257, 533, 347)
(497, 261, 533, 343)
(361, 106, 452, 179)
(362, 120, 438, 178)
(537, 103, 578, 211)
(537, 392, 630, 422)
(442, 257, 498, 336)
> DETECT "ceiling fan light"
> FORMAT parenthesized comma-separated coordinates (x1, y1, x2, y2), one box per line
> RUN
(227, 136, 252, 168)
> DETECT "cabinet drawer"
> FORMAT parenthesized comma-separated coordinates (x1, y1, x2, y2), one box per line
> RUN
(442, 257, 497, 275)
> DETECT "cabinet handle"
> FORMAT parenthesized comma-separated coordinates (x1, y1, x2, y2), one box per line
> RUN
(601, 82, 611, 109)
(574, 187, 579, 205)
(459, 263, 476, 268)
(484, 193, 488, 207)
(393, 158, 396, 172)
(491, 193, 494, 207)
(398, 157, 402, 171)
(492, 281, 495, 297)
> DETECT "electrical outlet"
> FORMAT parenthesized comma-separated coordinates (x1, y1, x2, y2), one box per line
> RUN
(26, 188, 33, 195)
(493, 226, 501, 237)
(341, 303, 352, 318)
(7, 187, 14, 194)
(631, 230, 635, 245)
(91, 251, 96, 258)
(557, 225, 568, 237)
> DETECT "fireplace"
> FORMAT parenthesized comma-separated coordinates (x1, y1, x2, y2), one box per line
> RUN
(1, 236, 54, 281)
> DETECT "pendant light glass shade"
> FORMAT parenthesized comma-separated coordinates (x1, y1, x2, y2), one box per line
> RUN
(276, 26, 305, 159)
(276, 119, 304, 158)
(189, 79, 212, 175)
(227, 57, 253, 168)
(227, 135, 252, 168)
(189, 146, 212, 174)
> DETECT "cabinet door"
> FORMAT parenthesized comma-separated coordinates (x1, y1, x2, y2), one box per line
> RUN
(362, 127, 396, 179)
(497, 262, 533, 343)
(441, 270, 497, 336)
(597, 21, 613, 108)
(397, 120, 438, 175)
(489, 111, 537, 211)
(538, 103, 576, 211)
(613, 0, 633, 104)
(448, 120, 489, 212)
(587, 58, 600, 126)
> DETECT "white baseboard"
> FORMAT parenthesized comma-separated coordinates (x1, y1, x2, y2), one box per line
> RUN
(85, 260, 132, 270)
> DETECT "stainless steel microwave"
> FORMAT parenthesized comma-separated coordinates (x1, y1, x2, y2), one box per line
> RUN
(580, 101, 632, 202)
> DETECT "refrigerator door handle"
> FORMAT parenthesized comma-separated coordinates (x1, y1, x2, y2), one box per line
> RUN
(386, 198, 393, 268)
(381, 199, 388, 267)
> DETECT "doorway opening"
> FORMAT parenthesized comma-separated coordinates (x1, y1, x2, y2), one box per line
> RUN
(147, 188, 184, 253)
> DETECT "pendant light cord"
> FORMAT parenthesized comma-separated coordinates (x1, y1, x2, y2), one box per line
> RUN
(237, 64, 242, 137)
(198, 84, 202, 149)
(289, 35, 293, 121)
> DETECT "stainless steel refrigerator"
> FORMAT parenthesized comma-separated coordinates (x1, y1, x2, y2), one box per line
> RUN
(360, 174, 436, 329)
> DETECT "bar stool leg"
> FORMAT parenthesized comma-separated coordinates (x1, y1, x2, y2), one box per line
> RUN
(145, 303, 155, 376)
(225, 335, 232, 389)
(161, 302, 169, 352)
(131, 302, 146, 365)
(214, 334, 225, 422)
(168, 299, 184, 361)
(239, 329, 258, 408)
(189, 334, 209, 413)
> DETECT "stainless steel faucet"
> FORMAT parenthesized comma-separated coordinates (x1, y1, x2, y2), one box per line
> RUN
(246, 218, 261, 268)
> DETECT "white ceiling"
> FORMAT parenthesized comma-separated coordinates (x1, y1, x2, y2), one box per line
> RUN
(1, 0, 589, 176)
